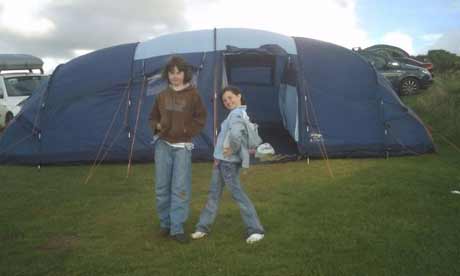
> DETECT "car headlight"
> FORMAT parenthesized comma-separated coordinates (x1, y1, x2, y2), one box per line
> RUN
(18, 98, 28, 106)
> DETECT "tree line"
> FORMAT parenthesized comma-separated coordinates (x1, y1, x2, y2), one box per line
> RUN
(416, 50, 460, 73)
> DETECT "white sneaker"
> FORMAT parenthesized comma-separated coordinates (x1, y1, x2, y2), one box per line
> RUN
(246, 233, 264, 244)
(190, 231, 207, 240)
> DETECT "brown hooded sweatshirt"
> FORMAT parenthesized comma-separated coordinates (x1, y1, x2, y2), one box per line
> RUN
(148, 85, 207, 143)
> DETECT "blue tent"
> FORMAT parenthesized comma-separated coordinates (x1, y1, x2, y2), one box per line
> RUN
(0, 28, 434, 164)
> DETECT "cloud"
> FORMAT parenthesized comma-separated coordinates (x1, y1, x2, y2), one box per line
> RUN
(185, 0, 371, 49)
(413, 33, 444, 55)
(431, 29, 460, 55)
(1, 0, 374, 73)
(42, 56, 68, 74)
(453, 0, 460, 11)
(380, 31, 414, 55)
(421, 33, 443, 43)
(0, 0, 187, 72)
(0, 0, 55, 37)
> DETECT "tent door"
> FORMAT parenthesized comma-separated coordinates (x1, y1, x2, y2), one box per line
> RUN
(222, 49, 299, 156)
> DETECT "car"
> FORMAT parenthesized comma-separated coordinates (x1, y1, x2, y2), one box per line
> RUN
(0, 103, 8, 130)
(356, 50, 433, 96)
(394, 56, 434, 75)
(0, 54, 48, 128)
(364, 44, 434, 74)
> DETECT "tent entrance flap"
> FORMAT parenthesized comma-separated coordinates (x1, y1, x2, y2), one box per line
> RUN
(222, 46, 299, 156)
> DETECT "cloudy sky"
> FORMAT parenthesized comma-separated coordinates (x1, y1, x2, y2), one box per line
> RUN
(1, 0, 459, 73)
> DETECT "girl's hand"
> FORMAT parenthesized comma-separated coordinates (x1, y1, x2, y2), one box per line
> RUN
(249, 149, 256, 155)
(223, 147, 232, 157)
(213, 159, 219, 167)
(156, 123, 162, 130)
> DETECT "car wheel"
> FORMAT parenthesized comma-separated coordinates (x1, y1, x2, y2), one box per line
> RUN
(399, 77, 420, 96)
(5, 112, 14, 126)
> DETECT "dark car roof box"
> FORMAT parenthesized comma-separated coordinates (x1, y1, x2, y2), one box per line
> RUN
(0, 54, 44, 72)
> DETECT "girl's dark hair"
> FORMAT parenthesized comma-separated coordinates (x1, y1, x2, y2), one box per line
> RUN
(221, 85, 246, 105)
(162, 55, 193, 84)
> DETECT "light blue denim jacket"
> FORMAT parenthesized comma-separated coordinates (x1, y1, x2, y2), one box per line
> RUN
(213, 106, 252, 168)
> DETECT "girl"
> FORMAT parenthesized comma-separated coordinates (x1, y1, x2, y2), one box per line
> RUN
(149, 56, 207, 244)
(191, 86, 265, 244)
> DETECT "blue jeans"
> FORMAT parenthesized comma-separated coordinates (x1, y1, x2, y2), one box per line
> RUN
(196, 161, 264, 236)
(154, 139, 192, 235)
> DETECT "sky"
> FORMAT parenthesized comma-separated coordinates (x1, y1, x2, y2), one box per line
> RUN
(1, 0, 459, 73)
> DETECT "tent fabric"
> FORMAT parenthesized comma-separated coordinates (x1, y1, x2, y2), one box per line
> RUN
(0, 28, 435, 164)
(294, 37, 385, 156)
(134, 29, 297, 60)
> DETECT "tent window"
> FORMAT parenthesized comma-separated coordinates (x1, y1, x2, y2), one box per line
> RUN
(225, 54, 275, 86)
(146, 73, 166, 96)
(146, 72, 198, 96)
(229, 66, 273, 85)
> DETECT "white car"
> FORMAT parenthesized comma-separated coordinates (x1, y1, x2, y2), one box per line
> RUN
(0, 54, 48, 128)
(0, 103, 8, 129)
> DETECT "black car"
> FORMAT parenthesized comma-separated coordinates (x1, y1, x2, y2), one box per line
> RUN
(356, 50, 433, 96)
(364, 44, 434, 74)
(394, 56, 434, 75)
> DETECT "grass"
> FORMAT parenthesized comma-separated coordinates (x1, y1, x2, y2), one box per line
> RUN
(1, 74, 460, 275)
(404, 71, 460, 143)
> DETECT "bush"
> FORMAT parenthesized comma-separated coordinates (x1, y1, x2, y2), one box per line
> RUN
(406, 72, 460, 144)
(420, 50, 460, 73)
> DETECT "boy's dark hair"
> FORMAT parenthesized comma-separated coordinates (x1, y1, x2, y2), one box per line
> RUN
(162, 55, 193, 84)
(221, 85, 246, 105)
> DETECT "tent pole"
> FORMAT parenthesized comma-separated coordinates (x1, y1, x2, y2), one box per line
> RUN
(298, 58, 333, 177)
(33, 64, 62, 170)
(37, 131, 41, 171)
(212, 28, 218, 146)
(127, 61, 147, 177)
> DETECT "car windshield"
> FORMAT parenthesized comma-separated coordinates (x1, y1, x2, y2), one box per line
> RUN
(361, 53, 387, 70)
(4, 75, 48, 97)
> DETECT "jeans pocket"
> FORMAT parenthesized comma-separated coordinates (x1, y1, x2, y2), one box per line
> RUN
(220, 162, 236, 183)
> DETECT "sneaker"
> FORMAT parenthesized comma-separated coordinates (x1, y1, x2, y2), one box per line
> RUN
(190, 231, 207, 240)
(246, 233, 264, 244)
(159, 228, 170, 237)
(171, 233, 189, 244)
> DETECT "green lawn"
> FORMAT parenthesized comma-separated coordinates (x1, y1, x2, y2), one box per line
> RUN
(1, 76, 460, 275)
(1, 142, 460, 275)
